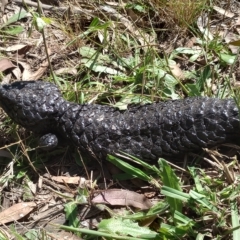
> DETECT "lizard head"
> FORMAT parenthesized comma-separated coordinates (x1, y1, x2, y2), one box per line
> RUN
(0, 81, 65, 132)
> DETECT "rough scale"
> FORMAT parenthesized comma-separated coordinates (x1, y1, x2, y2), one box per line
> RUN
(0, 81, 239, 160)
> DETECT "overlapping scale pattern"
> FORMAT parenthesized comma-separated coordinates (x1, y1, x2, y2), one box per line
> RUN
(0, 81, 239, 161)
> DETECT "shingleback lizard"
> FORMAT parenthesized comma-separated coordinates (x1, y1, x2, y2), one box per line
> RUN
(0, 80, 239, 160)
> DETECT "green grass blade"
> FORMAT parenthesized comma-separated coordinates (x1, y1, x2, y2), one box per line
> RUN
(159, 159, 183, 214)
(107, 155, 151, 181)
(188, 167, 204, 192)
(58, 224, 153, 240)
(174, 211, 194, 225)
(118, 151, 161, 174)
(122, 202, 169, 220)
(189, 190, 218, 213)
(231, 201, 240, 240)
(161, 186, 190, 202)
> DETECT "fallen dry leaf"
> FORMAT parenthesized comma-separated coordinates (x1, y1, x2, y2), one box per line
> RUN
(0, 202, 36, 225)
(213, 5, 234, 18)
(48, 230, 83, 240)
(51, 176, 87, 185)
(169, 63, 185, 80)
(32, 203, 64, 221)
(0, 58, 15, 72)
(224, 32, 240, 54)
(185, 37, 197, 48)
(12, 67, 22, 79)
(15, 45, 32, 55)
(0, 0, 8, 15)
(1, 73, 12, 84)
(5, 44, 28, 52)
(27, 180, 37, 195)
(0, 150, 12, 159)
(23, 49, 51, 80)
(197, 13, 213, 41)
(17, 61, 32, 80)
(55, 67, 77, 75)
(0, 161, 14, 191)
(92, 189, 153, 210)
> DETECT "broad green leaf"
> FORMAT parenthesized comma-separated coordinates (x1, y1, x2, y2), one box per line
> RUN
(16, 171, 27, 179)
(42, 17, 51, 25)
(82, 59, 124, 75)
(189, 53, 201, 62)
(219, 53, 236, 65)
(170, 47, 203, 59)
(35, 17, 47, 31)
(196, 233, 209, 240)
(133, 4, 146, 12)
(64, 202, 79, 228)
(24, 229, 39, 240)
(160, 221, 195, 238)
(80, 47, 126, 74)
(98, 218, 158, 238)
(79, 47, 98, 59)
(2, 26, 24, 35)
(76, 188, 88, 204)
(1, 9, 28, 28)
(163, 73, 178, 88)
(127, 3, 146, 13)
(114, 95, 135, 110)
(80, 47, 111, 63)
(163, 88, 180, 99)
(147, 67, 180, 99)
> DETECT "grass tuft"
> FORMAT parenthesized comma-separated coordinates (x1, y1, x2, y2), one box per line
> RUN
(155, 0, 208, 28)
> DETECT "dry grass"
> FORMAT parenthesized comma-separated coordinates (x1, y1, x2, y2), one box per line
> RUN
(153, 0, 207, 28)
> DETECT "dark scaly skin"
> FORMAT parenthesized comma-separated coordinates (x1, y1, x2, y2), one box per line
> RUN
(0, 80, 239, 160)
